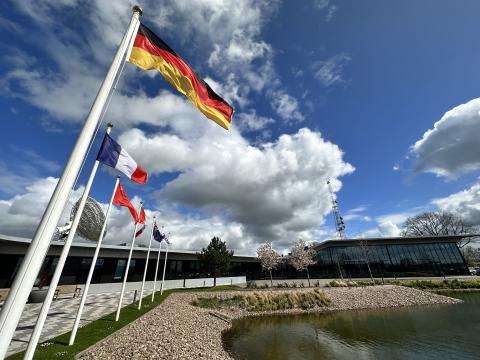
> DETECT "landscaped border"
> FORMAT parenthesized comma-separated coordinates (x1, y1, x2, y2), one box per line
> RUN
(7, 285, 239, 360)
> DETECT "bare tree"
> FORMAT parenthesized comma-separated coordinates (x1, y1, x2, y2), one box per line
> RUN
(461, 246, 480, 267)
(288, 239, 316, 286)
(402, 211, 477, 247)
(257, 241, 281, 286)
(358, 239, 374, 283)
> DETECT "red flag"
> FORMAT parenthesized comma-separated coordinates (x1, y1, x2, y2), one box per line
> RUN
(113, 181, 137, 221)
(135, 208, 146, 238)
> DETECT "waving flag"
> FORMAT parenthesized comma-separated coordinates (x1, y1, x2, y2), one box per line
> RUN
(153, 221, 165, 242)
(97, 134, 148, 184)
(135, 208, 147, 238)
(112, 181, 137, 221)
(129, 23, 234, 130)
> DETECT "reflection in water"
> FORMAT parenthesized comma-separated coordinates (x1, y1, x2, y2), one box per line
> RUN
(222, 292, 480, 360)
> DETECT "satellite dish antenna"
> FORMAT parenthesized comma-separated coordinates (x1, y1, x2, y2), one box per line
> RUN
(69, 197, 106, 241)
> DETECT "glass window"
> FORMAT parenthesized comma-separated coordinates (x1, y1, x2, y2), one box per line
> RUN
(114, 259, 126, 280)
(95, 258, 104, 271)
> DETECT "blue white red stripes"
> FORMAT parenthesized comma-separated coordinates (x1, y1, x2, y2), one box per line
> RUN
(97, 134, 148, 184)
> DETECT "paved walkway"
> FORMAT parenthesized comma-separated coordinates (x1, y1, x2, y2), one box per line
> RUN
(3, 290, 149, 357)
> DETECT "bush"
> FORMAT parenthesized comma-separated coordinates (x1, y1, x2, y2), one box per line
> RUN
(191, 290, 331, 312)
(326, 280, 348, 287)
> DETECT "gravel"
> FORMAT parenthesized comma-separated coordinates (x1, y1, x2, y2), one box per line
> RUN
(78, 285, 460, 360)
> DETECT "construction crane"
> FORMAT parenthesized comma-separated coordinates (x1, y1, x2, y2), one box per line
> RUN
(326, 179, 346, 240)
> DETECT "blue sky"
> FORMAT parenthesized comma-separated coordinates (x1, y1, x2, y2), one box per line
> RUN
(1, 0, 480, 253)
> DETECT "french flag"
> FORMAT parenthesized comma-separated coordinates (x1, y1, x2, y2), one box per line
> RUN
(97, 134, 148, 184)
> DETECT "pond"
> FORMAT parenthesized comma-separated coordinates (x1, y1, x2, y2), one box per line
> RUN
(222, 291, 480, 360)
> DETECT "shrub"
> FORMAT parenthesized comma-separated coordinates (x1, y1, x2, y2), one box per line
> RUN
(191, 290, 331, 312)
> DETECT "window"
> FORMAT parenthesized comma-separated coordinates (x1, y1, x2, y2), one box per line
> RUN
(114, 259, 126, 280)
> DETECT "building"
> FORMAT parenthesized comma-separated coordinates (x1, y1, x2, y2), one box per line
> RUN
(0, 234, 260, 289)
(278, 234, 472, 279)
(0, 233, 473, 289)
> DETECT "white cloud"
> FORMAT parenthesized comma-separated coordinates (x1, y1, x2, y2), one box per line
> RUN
(377, 221, 401, 237)
(270, 91, 304, 122)
(0, 177, 83, 238)
(314, 0, 338, 21)
(433, 180, 480, 225)
(312, 53, 351, 87)
(118, 126, 354, 249)
(411, 98, 480, 179)
(235, 110, 275, 132)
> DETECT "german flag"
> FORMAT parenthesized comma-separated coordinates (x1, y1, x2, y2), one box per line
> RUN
(129, 24, 234, 130)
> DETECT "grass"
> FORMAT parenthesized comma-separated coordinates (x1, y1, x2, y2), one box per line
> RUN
(326, 278, 480, 290)
(192, 289, 330, 312)
(7, 285, 239, 360)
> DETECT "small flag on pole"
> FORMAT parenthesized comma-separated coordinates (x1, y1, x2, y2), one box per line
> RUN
(97, 133, 148, 184)
(128, 23, 234, 130)
(113, 181, 138, 221)
(135, 208, 146, 238)
(153, 221, 165, 242)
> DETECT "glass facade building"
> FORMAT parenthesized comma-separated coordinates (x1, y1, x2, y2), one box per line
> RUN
(304, 237, 469, 279)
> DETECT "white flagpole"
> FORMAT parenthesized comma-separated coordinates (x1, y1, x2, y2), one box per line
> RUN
(138, 216, 155, 309)
(0, 7, 142, 357)
(68, 176, 120, 345)
(115, 202, 143, 322)
(24, 123, 114, 360)
(160, 241, 169, 295)
(151, 240, 163, 302)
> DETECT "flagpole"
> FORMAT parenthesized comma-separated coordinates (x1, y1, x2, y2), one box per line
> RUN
(24, 123, 114, 360)
(69, 176, 120, 345)
(115, 201, 143, 322)
(0, 7, 142, 357)
(138, 216, 155, 309)
(151, 240, 162, 302)
(160, 241, 169, 295)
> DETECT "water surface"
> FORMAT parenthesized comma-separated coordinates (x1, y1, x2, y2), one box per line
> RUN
(223, 291, 480, 360)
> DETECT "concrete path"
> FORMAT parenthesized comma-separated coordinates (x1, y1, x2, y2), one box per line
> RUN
(3, 290, 146, 357)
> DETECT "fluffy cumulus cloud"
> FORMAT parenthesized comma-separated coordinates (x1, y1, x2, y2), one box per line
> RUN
(0, 177, 83, 238)
(118, 126, 354, 251)
(411, 98, 480, 179)
(433, 180, 480, 225)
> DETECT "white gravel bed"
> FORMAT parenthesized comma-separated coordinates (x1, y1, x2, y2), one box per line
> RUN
(78, 285, 460, 360)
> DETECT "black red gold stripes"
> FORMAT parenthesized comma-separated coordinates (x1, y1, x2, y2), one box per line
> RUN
(129, 24, 234, 130)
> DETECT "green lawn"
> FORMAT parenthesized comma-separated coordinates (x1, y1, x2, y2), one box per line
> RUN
(7, 285, 239, 360)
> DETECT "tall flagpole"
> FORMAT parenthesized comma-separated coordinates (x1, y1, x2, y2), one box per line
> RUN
(69, 176, 120, 346)
(151, 240, 163, 302)
(160, 241, 169, 295)
(0, 7, 142, 357)
(115, 201, 143, 322)
(138, 216, 155, 309)
(24, 124, 114, 360)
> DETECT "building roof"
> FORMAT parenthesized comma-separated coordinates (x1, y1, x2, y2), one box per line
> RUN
(314, 234, 479, 250)
(0, 233, 256, 261)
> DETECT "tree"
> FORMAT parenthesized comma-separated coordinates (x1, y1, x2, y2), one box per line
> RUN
(402, 211, 476, 247)
(288, 239, 316, 286)
(358, 239, 374, 283)
(461, 246, 480, 267)
(257, 241, 281, 286)
(198, 236, 233, 287)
